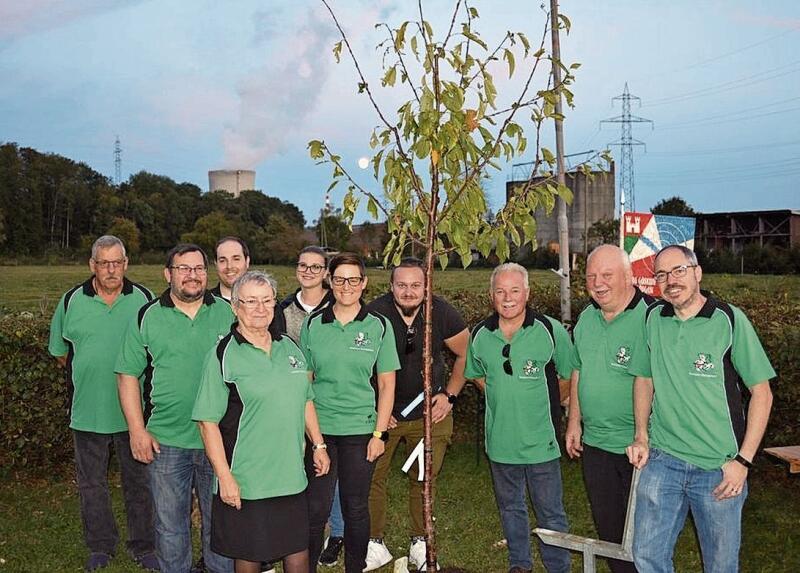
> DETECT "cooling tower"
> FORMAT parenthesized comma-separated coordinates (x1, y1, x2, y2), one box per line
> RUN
(208, 170, 256, 198)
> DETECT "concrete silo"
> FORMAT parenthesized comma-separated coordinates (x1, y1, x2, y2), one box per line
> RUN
(208, 170, 256, 198)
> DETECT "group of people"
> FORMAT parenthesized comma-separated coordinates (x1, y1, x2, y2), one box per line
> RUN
(49, 234, 775, 573)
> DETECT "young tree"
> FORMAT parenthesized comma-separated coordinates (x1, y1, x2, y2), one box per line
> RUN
(309, 3, 595, 568)
(651, 195, 696, 217)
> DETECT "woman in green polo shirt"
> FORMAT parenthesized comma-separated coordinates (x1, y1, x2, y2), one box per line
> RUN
(300, 252, 399, 573)
(193, 270, 330, 573)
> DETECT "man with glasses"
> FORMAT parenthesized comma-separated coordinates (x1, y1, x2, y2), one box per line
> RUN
(116, 244, 235, 573)
(49, 235, 158, 572)
(566, 244, 653, 573)
(626, 245, 774, 573)
(465, 263, 573, 573)
(363, 258, 468, 571)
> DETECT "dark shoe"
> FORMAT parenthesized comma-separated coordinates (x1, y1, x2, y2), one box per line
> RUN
(260, 561, 277, 572)
(319, 535, 344, 566)
(508, 567, 532, 573)
(85, 553, 112, 571)
(190, 557, 205, 573)
(133, 552, 160, 571)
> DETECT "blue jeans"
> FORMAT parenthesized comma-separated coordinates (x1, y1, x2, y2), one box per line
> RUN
(329, 481, 344, 538)
(633, 448, 747, 573)
(489, 459, 571, 573)
(149, 445, 233, 573)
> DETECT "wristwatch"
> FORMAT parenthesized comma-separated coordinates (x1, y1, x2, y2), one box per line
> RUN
(733, 453, 752, 468)
(444, 391, 458, 404)
(312, 442, 327, 451)
(372, 430, 389, 442)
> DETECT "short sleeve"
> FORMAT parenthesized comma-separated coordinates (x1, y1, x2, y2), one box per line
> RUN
(570, 321, 583, 372)
(464, 331, 486, 380)
(192, 346, 230, 423)
(549, 317, 574, 380)
(48, 294, 69, 357)
(114, 314, 147, 377)
(627, 316, 652, 378)
(376, 319, 401, 374)
(730, 306, 776, 388)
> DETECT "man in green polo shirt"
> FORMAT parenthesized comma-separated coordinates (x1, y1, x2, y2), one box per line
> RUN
(465, 263, 572, 573)
(49, 235, 158, 572)
(566, 244, 653, 573)
(626, 245, 774, 573)
(116, 244, 235, 573)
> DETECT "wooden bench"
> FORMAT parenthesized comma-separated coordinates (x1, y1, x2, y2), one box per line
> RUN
(764, 446, 800, 474)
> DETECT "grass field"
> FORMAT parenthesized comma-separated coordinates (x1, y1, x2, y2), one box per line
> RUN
(0, 264, 798, 314)
(2, 444, 799, 572)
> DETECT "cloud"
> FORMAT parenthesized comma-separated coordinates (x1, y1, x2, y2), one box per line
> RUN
(0, 0, 142, 43)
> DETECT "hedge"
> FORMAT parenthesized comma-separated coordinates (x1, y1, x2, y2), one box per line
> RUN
(2, 285, 798, 475)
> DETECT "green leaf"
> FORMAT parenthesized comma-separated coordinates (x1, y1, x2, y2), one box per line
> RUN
(395, 22, 408, 51)
(423, 20, 433, 41)
(438, 253, 449, 270)
(558, 13, 572, 34)
(382, 65, 397, 87)
(308, 140, 324, 160)
(503, 48, 515, 78)
(461, 24, 487, 50)
(468, 6, 479, 19)
(541, 147, 556, 165)
(332, 41, 343, 63)
(410, 35, 419, 58)
(518, 32, 530, 56)
(367, 197, 379, 219)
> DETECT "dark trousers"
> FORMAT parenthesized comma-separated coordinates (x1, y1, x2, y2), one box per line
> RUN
(582, 444, 638, 573)
(305, 434, 375, 573)
(73, 430, 155, 557)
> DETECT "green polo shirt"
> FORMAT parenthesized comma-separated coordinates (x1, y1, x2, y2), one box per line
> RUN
(629, 295, 776, 470)
(572, 289, 654, 454)
(49, 277, 153, 434)
(465, 308, 573, 464)
(193, 326, 313, 500)
(115, 290, 234, 449)
(300, 305, 400, 436)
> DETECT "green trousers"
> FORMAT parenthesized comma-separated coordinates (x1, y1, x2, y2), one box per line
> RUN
(368, 414, 453, 538)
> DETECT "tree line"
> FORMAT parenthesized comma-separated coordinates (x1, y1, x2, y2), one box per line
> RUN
(0, 142, 317, 263)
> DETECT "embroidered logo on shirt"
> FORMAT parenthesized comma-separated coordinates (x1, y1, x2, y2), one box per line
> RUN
(288, 355, 305, 370)
(615, 345, 631, 365)
(350, 332, 375, 352)
(690, 353, 717, 378)
(523, 359, 540, 376)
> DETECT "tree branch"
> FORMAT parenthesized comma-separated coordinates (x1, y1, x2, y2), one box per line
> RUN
(380, 24, 421, 104)
(441, 0, 463, 49)
(321, 146, 390, 219)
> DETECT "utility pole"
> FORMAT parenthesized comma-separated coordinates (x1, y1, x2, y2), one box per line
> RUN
(550, 0, 571, 324)
(601, 84, 652, 215)
(114, 135, 122, 185)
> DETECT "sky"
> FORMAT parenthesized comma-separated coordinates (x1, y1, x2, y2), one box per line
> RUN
(1, 0, 798, 225)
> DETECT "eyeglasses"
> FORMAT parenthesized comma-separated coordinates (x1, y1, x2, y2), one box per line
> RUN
(654, 264, 696, 283)
(405, 326, 417, 354)
(170, 265, 208, 275)
(297, 262, 326, 274)
(331, 275, 364, 287)
(393, 282, 424, 291)
(238, 297, 276, 310)
(93, 259, 126, 269)
(502, 344, 513, 376)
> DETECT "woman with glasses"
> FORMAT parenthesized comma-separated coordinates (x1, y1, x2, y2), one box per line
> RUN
(299, 253, 399, 573)
(279, 246, 334, 341)
(193, 270, 330, 573)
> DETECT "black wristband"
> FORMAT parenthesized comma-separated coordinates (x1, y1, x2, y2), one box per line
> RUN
(734, 453, 752, 469)
(444, 391, 458, 404)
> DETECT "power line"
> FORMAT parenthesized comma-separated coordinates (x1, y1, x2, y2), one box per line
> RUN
(656, 95, 800, 129)
(646, 139, 800, 157)
(658, 105, 800, 131)
(641, 166, 800, 186)
(639, 156, 800, 178)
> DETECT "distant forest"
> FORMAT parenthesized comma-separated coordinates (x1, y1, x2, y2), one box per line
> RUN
(0, 142, 310, 263)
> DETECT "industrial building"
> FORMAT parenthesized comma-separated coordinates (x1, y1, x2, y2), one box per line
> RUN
(505, 161, 616, 256)
(694, 209, 800, 251)
(208, 169, 256, 197)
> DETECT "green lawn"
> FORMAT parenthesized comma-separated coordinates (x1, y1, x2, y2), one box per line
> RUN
(1, 264, 797, 314)
(1, 445, 798, 572)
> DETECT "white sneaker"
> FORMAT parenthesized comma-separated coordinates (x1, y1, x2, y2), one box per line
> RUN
(363, 538, 393, 572)
(408, 538, 440, 571)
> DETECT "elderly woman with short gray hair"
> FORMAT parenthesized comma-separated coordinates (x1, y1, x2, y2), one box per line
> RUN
(193, 270, 330, 573)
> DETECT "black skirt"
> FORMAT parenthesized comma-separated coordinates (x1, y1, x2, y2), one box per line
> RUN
(211, 490, 309, 562)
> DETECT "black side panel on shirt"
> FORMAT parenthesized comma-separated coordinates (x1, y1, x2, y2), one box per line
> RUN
(220, 382, 244, 468)
(716, 301, 747, 448)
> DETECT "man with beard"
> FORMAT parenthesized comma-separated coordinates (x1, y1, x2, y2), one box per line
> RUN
(626, 245, 774, 573)
(116, 244, 235, 573)
(363, 258, 468, 571)
(49, 235, 158, 572)
(566, 245, 652, 573)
